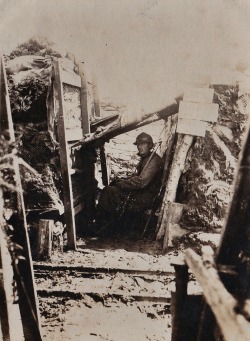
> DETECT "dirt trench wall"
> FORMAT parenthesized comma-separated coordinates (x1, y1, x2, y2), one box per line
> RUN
(177, 85, 248, 230)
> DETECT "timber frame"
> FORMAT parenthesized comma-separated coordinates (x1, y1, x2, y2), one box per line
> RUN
(171, 116, 250, 341)
(0, 55, 42, 340)
(52, 59, 91, 250)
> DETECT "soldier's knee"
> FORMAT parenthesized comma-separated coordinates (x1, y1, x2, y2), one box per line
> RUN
(102, 185, 120, 196)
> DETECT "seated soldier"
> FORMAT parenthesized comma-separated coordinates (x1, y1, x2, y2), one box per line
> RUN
(95, 132, 163, 235)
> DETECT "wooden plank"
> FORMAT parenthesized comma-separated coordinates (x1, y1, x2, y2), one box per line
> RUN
(53, 60, 76, 250)
(185, 248, 250, 341)
(156, 135, 194, 241)
(36, 220, 53, 261)
(171, 264, 189, 341)
(36, 288, 171, 303)
(60, 69, 81, 87)
(77, 61, 90, 134)
(74, 202, 85, 215)
(0, 56, 42, 340)
(179, 101, 219, 122)
(176, 118, 207, 137)
(33, 263, 175, 276)
(0, 226, 24, 341)
(216, 118, 250, 266)
(92, 72, 101, 117)
(183, 87, 214, 103)
(163, 203, 184, 251)
(100, 145, 109, 186)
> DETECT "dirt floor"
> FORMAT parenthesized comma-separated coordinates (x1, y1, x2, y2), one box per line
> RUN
(34, 230, 221, 341)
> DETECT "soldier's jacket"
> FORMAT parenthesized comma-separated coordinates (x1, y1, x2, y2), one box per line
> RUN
(115, 152, 163, 194)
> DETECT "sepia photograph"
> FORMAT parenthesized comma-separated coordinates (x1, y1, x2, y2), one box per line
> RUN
(0, 0, 250, 340)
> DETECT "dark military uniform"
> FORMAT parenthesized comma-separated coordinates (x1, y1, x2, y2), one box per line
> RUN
(96, 150, 163, 227)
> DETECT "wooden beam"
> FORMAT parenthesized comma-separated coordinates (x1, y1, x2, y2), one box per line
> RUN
(37, 288, 171, 304)
(99, 145, 109, 186)
(185, 247, 250, 341)
(77, 61, 90, 134)
(74, 202, 85, 215)
(0, 55, 42, 340)
(178, 101, 219, 122)
(53, 60, 76, 250)
(171, 263, 189, 341)
(0, 225, 24, 341)
(217, 118, 250, 266)
(36, 220, 53, 261)
(156, 134, 193, 241)
(92, 72, 101, 118)
(176, 118, 207, 136)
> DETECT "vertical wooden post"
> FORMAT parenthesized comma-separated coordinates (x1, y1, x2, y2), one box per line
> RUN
(36, 220, 53, 261)
(0, 55, 42, 340)
(156, 134, 193, 241)
(0, 226, 24, 341)
(163, 202, 184, 251)
(53, 60, 76, 250)
(77, 61, 90, 134)
(100, 145, 109, 186)
(171, 263, 189, 341)
(92, 72, 101, 118)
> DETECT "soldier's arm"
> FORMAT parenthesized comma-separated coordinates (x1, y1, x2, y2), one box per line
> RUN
(115, 156, 162, 190)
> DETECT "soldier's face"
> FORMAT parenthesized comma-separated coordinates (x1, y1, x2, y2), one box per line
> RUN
(137, 142, 151, 156)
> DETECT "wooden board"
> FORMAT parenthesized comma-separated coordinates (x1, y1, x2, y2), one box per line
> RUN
(183, 87, 214, 103)
(176, 118, 207, 137)
(185, 248, 250, 341)
(53, 60, 77, 250)
(0, 212, 24, 341)
(178, 101, 219, 122)
(36, 220, 53, 261)
(74, 202, 85, 215)
(77, 61, 91, 134)
(0, 55, 42, 340)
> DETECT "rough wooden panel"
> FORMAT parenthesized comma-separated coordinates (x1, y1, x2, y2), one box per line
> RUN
(0, 56, 42, 340)
(163, 203, 184, 251)
(53, 59, 76, 250)
(0, 227, 24, 341)
(37, 220, 53, 260)
(185, 248, 250, 341)
(77, 61, 90, 134)
(178, 101, 219, 122)
(156, 135, 193, 241)
(176, 118, 207, 136)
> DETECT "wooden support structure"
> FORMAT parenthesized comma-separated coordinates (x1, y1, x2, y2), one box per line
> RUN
(156, 134, 193, 241)
(53, 60, 77, 250)
(216, 117, 250, 267)
(170, 263, 189, 341)
(162, 202, 184, 251)
(171, 116, 250, 340)
(99, 145, 109, 186)
(0, 55, 42, 340)
(185, 247, 250, 341)
(36, 219, 53, 261)
(92, 72, 101, 118)
(53, 59, 92, 249)
(77, 61, 91, 134)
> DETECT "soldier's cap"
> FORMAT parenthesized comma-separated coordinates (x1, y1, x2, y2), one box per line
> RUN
(133, 132, 153, 145)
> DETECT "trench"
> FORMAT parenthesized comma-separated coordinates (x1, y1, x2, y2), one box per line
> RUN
(33, 235, 204, 340)
(34, 236, 176, 340)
